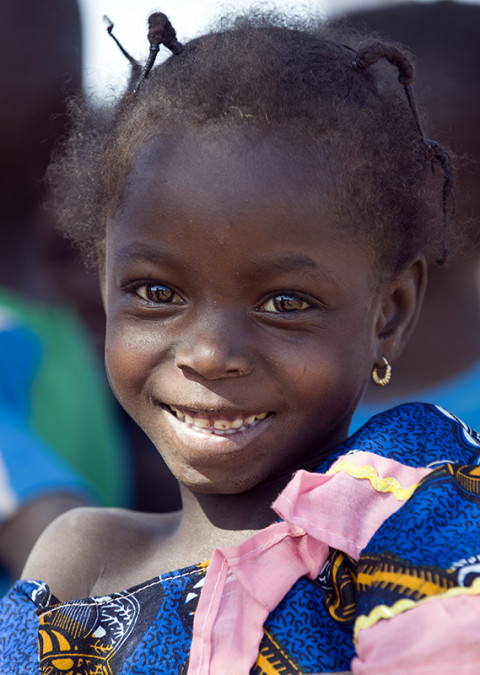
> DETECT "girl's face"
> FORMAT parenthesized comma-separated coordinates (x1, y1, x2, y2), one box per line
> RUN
(103, 131, 390, 495)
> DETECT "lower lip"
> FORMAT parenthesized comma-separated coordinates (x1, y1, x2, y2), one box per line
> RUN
(161, 408, 273, 454)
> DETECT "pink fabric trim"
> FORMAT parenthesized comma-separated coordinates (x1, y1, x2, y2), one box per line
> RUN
(273, 454, 430, 559)
(353, 594, 480, 674)
(187, 521, 329, 675)
(187, 452, 433, 675)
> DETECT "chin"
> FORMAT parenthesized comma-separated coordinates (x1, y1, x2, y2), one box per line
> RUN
(179, 468, 266, 496)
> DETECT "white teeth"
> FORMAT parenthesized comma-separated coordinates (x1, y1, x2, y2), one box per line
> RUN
(168, 406, 268, 433)
(213, 420, 231, 430)
(169, 405, 268, 435)
(194, 418, 210, 428)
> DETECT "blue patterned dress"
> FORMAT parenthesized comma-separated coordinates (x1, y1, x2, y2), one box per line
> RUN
(1, 403, 479, 674)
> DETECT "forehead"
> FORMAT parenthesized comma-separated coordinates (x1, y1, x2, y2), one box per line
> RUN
(107, 128, 378, 293)
(107, 129, 372, 278)
(114, 128, 345, 242)
(129, 129, 318, 205)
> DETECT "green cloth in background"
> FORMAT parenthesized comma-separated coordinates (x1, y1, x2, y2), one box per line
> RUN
(0, 288, 130, 508)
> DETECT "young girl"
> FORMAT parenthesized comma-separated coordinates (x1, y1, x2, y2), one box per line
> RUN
(2, 10, 480, 674)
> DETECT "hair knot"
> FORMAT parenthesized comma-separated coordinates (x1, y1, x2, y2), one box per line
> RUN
(148, 12, 183, 54)
(350, 54, 365, 71)
(356, 41, 414, 86)
(132, 12, 183, 94)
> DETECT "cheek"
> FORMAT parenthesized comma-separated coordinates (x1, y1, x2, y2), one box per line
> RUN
(104, 321, 161, 409)
(278, 332, 373, 414)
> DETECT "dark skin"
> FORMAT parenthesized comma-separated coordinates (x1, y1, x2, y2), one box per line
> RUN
(22, 130, 425, 601)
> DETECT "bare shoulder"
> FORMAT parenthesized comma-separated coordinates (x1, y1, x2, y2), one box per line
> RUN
(21, 506, 181, 601)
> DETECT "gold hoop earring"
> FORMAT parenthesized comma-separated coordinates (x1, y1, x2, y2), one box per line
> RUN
(372, 356, 392, 387)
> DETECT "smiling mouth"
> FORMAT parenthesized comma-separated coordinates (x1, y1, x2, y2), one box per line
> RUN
(166, 405, 270, 435)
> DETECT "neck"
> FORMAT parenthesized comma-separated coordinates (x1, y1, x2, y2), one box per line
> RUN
(181, 481, 279, 530)
(173, 477, 285, 561)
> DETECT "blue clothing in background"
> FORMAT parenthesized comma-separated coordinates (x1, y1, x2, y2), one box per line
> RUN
(351, 359, 480, 434)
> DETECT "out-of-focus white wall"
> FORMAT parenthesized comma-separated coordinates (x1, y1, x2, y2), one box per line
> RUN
(78, 0, 479, 101)
(79, 0, 323, 100)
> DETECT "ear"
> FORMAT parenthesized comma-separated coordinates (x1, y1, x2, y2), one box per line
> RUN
(374, 256, 427, 367)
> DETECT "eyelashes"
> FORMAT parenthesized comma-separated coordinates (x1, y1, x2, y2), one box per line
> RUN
(133, 283, 313, 315)
(259, 294, 311, 313)
(134, 283, 183, 305)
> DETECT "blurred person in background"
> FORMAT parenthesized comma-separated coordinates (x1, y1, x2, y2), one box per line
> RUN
(346, 0, 480, 432)
(0, 0, 131, 590)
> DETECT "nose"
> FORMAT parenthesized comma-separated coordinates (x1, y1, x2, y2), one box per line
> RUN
(175, 311, 253, 380)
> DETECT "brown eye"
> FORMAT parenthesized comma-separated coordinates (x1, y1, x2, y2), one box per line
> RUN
(136, 284, 182, 304)
(261, 294, 310, 313)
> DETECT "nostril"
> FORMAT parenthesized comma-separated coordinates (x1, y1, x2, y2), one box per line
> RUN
(175, 345, 252, 380)
(225, 367, 246, 377)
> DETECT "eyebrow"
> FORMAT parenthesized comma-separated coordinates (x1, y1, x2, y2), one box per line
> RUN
(113, 246, 335, 282)
(242, 254, 336, 282)
(113, 244, 178, 267)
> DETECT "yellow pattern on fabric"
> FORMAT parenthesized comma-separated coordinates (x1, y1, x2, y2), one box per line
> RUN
(326, 460, 420, 501)
(324, 550, 357, 623)
(253, 629, 302, 674)
(38, 607, 115, 675)
(354, 577, 480, 640)
(448, 463, 480, 495)
(357, 556, 453, 600)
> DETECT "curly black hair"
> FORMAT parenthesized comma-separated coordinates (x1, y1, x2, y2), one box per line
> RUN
(48, 11, 453, 273)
